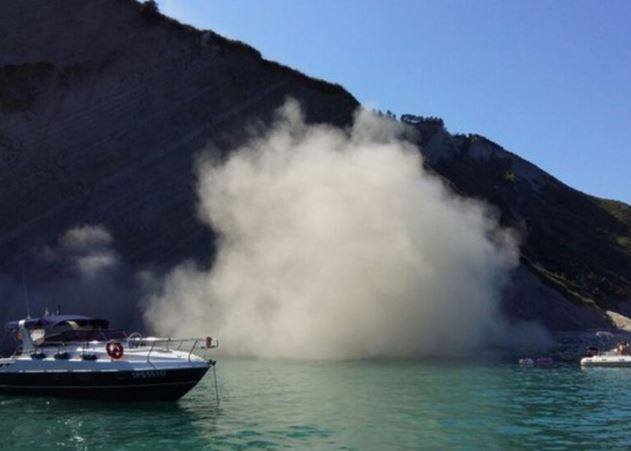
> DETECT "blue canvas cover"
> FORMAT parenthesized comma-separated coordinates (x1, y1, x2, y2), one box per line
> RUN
(5, 315, 109, 332)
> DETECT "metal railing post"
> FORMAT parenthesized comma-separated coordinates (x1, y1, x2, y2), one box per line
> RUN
(188, 339, 198, 362)
(147, 341, 155, 363)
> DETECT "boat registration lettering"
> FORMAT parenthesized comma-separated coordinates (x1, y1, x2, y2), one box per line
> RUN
(132, 370, 166, 379)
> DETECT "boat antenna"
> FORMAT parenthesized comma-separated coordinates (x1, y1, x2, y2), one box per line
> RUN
(21, 272, 31, 319)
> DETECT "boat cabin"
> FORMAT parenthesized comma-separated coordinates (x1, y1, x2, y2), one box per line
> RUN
(5, 315, 125, 351)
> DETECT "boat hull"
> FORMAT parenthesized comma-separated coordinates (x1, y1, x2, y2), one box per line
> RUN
(0, 366, 210, 401)
(581, 356, 631, 368)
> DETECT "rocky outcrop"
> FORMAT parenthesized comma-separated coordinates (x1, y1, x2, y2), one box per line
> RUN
(405, 116, 631, 328)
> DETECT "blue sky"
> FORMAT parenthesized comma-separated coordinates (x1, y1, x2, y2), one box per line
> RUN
(158, 0, 631, 203)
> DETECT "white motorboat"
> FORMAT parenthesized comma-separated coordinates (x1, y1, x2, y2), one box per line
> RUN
(0, 313, 218, 401)
(580, 331, 631, 367)
(580, 351, 631, 367)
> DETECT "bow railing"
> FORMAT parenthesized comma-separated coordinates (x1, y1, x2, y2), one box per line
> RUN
(9, 336, 219, 363)
(126, 336, 219, 362)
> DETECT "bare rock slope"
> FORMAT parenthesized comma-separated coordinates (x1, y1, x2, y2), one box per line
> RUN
(1, 1, 629, 331)
(0, 0, 358, 271)
(406, 117, 631, 330)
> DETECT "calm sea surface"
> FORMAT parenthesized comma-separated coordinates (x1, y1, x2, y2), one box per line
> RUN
(2, 356, 631, 450)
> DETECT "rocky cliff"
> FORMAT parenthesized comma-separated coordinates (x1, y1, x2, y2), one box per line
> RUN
(405, 116, 631, 330)
(1, 0, 629, 331)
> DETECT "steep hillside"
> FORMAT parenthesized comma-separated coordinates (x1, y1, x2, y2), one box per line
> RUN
(404, 116, 631, 330)
(0, 0, 358, 272)
(0, 0, 629, 332)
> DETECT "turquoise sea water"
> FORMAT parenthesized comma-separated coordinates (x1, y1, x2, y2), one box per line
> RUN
(2, 357, 631, 450)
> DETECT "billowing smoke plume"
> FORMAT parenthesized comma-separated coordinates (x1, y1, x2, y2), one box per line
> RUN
(145, 101, 530, 359)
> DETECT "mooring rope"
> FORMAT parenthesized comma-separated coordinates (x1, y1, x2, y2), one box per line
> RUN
(211, 361, 221, 406)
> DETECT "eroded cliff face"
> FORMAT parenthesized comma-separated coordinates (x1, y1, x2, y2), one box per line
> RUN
(0, 0, 358, 272)
(1, 1, 628, 332)
(407, 118, 631, 330)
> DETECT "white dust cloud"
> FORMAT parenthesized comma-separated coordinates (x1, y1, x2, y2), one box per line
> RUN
(46, 225, 119, 277)
(145, 101, 526, 359)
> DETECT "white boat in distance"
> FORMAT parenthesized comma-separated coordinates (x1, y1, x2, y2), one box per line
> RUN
(580, 331, 631, 367)
(0, 314, 218, 401)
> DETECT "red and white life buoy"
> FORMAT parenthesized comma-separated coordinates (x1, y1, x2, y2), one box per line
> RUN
(106, 341, 124, 360)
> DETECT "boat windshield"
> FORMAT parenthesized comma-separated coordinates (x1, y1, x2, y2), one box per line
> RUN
(5, 315, 128, 345)
(42, 329, 127, 344)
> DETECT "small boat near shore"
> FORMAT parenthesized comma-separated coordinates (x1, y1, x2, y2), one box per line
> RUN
(580, 331, 631, 367)
(0, 313, 218, 401)
(581, 354, 631, 367)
